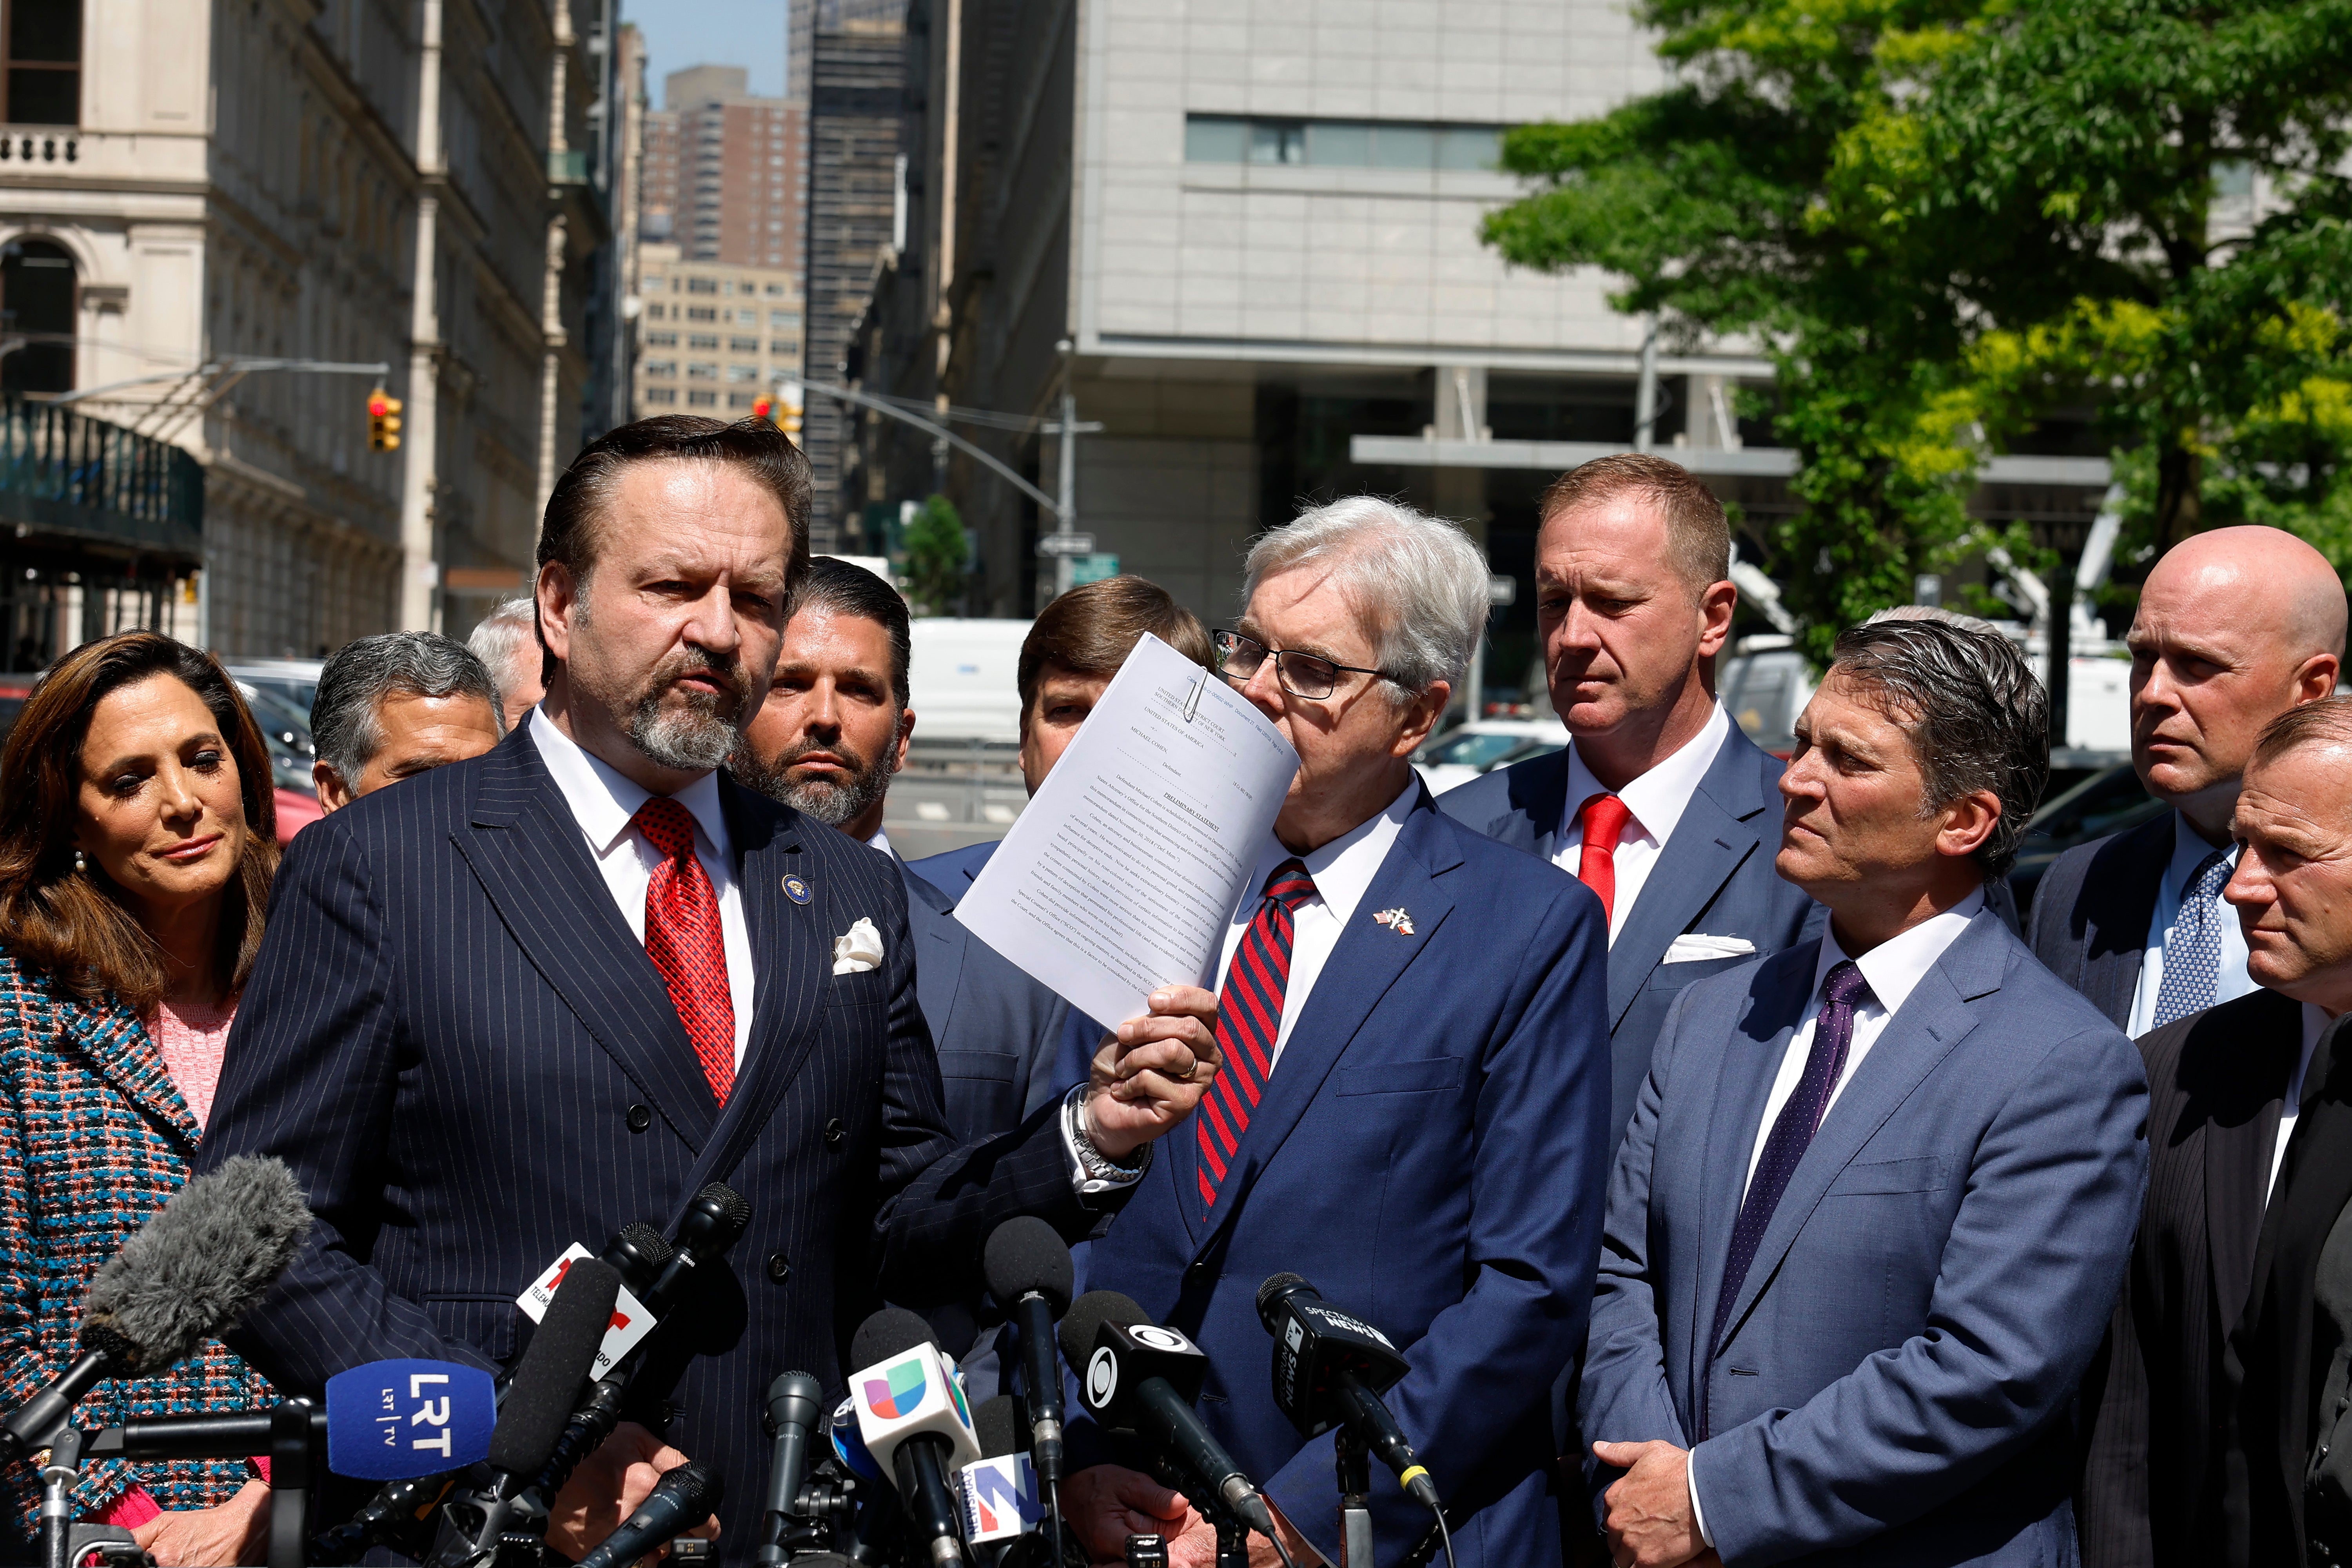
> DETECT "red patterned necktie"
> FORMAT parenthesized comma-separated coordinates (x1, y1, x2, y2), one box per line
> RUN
(1197, 858, 1317, 1217)
(1575, 792, 1636, 926)
(632, 797, 735, 1104)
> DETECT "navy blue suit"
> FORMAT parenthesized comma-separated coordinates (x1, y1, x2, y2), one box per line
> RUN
(1581, 909, 2148, 1566)
(1438, 728, 1818, 1138)
(198, 728, 1109, 1550)
(1078, 793, 1613, 1568)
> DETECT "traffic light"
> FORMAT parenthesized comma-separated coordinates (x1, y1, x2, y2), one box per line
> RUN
(751, 394, 774, 424)
(368, 389, 403, 452)
(778, 382, 803, 436)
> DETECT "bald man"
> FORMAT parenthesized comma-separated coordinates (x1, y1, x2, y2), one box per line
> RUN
(2045, 529, 2346, 1568)
(2029, 526, 2344, 1032)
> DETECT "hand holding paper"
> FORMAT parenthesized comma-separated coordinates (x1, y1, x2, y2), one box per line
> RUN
(1084, 984, 1222, 1160)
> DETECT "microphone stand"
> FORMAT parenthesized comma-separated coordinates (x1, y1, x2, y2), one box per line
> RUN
(40, 1426, 82, 1568)
(1333, 1430, 1373, 1568)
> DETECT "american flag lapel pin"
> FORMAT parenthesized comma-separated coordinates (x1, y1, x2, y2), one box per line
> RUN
(1372, 906, 1415, 936)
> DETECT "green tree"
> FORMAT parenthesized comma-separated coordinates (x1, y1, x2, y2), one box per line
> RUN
(1484, 0, 2352, 657)
(902, 494, 968, 616)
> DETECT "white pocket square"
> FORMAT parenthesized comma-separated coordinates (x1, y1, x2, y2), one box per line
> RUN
(1664, 933, 1757, 963)
(833, 916, 885, 975)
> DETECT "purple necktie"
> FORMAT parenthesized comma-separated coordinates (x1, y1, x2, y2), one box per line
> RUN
(1702, 958, 1873, 1437)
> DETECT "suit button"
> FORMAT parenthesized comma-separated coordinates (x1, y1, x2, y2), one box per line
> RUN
(825, 1118, 845, 1147)
(626, 1104, 652, 1133)
(766, 1252, 791, 1285)
(1184, 1262, 1209, 1286)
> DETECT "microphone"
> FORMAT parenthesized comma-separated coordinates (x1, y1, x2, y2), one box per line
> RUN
(1256, 1274, 1437, 1510)
(826, 1392, 884, 1484)
(644, 1183, 753, 1308)
(849, 1307, 979, 1566)
(755, 1372, 823, 1566)
(427, 1258, 621, 1568)
(955, 1396, 1042, 1548)
(983, 1218, 1073, 1485)
(1059, 1292, 1283, 1548)
(572, 1460, 723, 1568)
(2, 1154, 312, 1461)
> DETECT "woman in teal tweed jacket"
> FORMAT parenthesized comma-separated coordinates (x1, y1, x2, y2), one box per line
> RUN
(0, 634, 285, 1562)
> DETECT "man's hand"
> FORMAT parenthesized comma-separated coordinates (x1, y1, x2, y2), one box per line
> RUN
(1163, 1498, 1323, 1568)
(1087, 985, 1220, 1160)
(131, 1481, 271, 1567)
(1592, 1440, 1704, 1568)
(545, 1420, 719, 1563)
(1061, 1463, 1199, 1562)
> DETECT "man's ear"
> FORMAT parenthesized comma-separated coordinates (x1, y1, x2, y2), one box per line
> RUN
(1388, 680, 1453, 760)
(536, 561, 578, 666)
(893, 708, 916, 775)
(1935, 787, 2005, 861)
(313, 760, 354, 815)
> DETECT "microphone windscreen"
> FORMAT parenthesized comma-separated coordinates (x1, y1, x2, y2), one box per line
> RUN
(488, 1257, 621, 1476)
(646, 1459, 724, 1521)
(81, 1154, 314, 1375)
(969, 1395, 1021, 1459)
(849, 1307, 935, 1372)
(617, 1222, 675, 1268)
(982, 1218, 1074, 1315)
(681, 1183, 751, 1254)
(1056, 1291, 1147, 1374)
(1255, 1272, 1311, 1333)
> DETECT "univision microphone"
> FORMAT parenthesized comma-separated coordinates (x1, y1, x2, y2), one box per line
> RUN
(1256, 1274, 1439, 1512)
(2, 1155, 312, 1461)
(848, 1307, 981, 1567)
(982, 1218, 1073, 1486)
(1058, 1292, 1287, 1557)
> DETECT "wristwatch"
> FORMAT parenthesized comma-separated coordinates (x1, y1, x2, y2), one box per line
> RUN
(1063, 1083, 1151, 1190)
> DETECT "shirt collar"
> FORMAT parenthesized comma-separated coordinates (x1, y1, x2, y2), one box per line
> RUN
(530, 706, 734, 861)
(2168, 809, 2238, 898)
(1813, 886, 1987, 1018)
(1564, 701, 1734, 846)
(1244, 777, 1417, 926)
(866, 827, 894, 858)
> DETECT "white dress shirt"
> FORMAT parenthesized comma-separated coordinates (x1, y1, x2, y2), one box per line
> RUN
(2125, 812, 2256, 1040)
(1690, 887, 1987, 1545)
(531, 707, 757, 1060)
(2275, 1004, 2332, 1203)
(1215, 779, 1416, 1073)
(1553, 702, 1734, 944)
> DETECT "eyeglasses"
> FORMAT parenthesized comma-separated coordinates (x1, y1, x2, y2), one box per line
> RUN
(1212, 630, 1397, 701)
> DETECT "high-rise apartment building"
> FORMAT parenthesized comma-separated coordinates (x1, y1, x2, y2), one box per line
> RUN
(648, 67, 807, 272)
(632, 243, 804, 420)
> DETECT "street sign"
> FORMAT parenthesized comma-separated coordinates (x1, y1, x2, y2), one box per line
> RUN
(1035, 532, 1096, 557)
(1487, 574, 1518, 606)
(1070, 554, 1120, 585)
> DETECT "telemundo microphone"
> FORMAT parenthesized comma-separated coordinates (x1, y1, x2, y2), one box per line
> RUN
(982, 1218, 1073, 1486)
(1256, 1274, 1438, 1512)
(848, 1307, 982, 1567)
(2, 1155, 313, 1462)
(1058, 1292, 1286, 1554)
(755, 1371, 823, 1567)
(572, 1460, 724, 1568)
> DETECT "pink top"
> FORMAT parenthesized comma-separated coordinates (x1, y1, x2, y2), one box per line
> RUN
(145, 992, 236, 1131)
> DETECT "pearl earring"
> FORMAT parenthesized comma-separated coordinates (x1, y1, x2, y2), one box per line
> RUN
(72, 849, 85, 875)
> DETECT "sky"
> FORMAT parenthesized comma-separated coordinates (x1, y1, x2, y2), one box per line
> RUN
(625, 0, 788, 106)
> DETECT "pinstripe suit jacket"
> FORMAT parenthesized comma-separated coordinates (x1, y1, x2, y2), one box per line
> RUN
(196, 725, 1097, 1548)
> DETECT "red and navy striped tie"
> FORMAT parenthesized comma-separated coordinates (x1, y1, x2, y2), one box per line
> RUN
(1198, 858, 1318, 1216)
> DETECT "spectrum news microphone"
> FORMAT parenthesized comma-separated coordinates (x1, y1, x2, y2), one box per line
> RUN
(848, 1307, 982, 1567)
(426, 1257, 622, 1568)
(1255, 1274, 1437, 1512)
(572, 1460, 724, 1568)
(1058, 1292, 1292, 1568)
(1, 1155, 313, 1463)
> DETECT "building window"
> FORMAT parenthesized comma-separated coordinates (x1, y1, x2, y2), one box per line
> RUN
(1183, 114, 1500, 171)
(686, 277, 718, 294)
(642, 387, 678, 406)
(686, 307, 717, 322)
(768, 338, 796, 355)
(645, 331, 677, 347)
(687, 390, 717, 407)
(765, 283, 788, 297)
(728, 392, 755, 409)
(0, 235, 72, 392)
(4, 0, 79, 127)
(686, 362, 717, 380)
(688, 333, 719, 350)
(644, 303, 666, 320)
(769, 310, 799, 327)
(736, 309, 759, 326)
(726, 365, 759, 383)
(728, 336, 759, 352)
(642, 359, 677, 377)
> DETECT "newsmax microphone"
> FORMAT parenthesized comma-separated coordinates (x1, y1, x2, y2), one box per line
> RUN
(755, 1371, 823, 1567)
(571, 1461, 723, 1568)
(1256, 1274, 1437, 1511)
(849, 1307, 980, 1566)
(2, 1155, 312, 1461)
(982, 1218, 1073, 1485)
(1059, 1292, 1285, 1552)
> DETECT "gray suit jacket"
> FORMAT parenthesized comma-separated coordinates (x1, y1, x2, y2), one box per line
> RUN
(2026, 812, 2175, 1029)
(1438, 726, 1819, 1137)
(1581, 909, 2149, 1566)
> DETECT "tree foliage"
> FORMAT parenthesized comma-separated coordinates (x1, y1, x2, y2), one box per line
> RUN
(1484, 0, 2352, 657)
(902, 494, 968, 617)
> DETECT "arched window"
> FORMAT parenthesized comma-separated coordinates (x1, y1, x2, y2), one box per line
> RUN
(2, 0, 78, 126)
(2, 237, 74, 393)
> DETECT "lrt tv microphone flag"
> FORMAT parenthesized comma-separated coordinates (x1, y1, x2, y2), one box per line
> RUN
(323, 1361, 496, 1481)
(516, 1245, 656, 1378)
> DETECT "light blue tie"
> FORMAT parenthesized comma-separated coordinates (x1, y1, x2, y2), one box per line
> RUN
(2152, 846, 2236, 1028)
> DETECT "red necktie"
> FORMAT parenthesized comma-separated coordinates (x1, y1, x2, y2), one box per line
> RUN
(1196, 859, 1317, 1217)
(1575, 792, 1635, 926)
(633, 797, 735, 1104)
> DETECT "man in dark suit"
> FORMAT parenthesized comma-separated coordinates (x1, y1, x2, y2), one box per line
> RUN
(1061, 496, 1614, 1568)
(1439, 454, 1815, 1138)
(1581, 610, 2148, 1568)
(197, 417, 1217, 1556)
(2028, 526, 2342, 1035)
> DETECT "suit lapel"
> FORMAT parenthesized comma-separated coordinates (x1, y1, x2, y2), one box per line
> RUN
(1694, 947, 1813, 1370)
(1714, 911, 2006, 1351)
(899, 854, 970, 1039)
(2086, 813, 2174, 1021)
(1606, 744, 1774, 1032)
(1190, 806, 1461, 1261)
(2207, 989, 2305, 1334)
(452, 731, 720, 1151)
(54, 988, 200, 1147)
(1488, 748, 1570, 859)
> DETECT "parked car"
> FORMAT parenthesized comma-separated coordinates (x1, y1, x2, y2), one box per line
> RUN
(2005, 762, 2163, 913)
(0, 679, 30, 748)
(225, 658, 323, 722)
(1719, 639, 1817, 758)
(1413, 718, 1570, 794)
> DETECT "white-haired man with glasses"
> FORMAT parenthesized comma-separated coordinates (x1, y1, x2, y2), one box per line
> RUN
(1061, 496, 1614, 1568)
